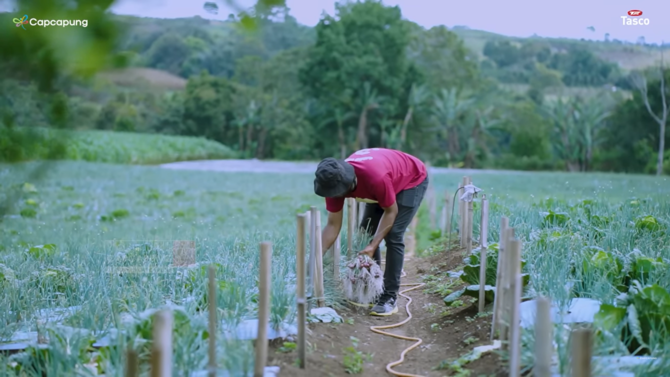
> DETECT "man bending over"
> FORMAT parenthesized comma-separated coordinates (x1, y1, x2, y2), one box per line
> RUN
(313, 148, 428, 316)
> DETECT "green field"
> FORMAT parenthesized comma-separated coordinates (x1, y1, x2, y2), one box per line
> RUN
(1, 161, 669, 375)
(0, 127, 237, 164)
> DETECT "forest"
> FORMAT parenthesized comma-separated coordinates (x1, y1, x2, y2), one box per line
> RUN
(0, 1, 668, 174)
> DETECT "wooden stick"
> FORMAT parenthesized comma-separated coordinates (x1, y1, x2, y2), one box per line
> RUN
(459, 178, 466, 247)
(466, 195, 474, 254)
(508, 238, 522, 377)
(296, 214, 307, 369)
(333, 234, 340, 279)
(125, 348, 139, 377)
(491, 216, 509, 340)
(208, 265, 217, 377)
(478, 196, 488, 311)
(460, 176, 470, 247)
(308, 206, 317, 305)
(441, 190, 451, 236)
(500, 227, 515, 351)
(534, 297, 552, 377)
(429, 186, 436, 229)
(570, 328, 593, 377)
(347, 198, 355, 256)
(314, 211, 325, 307)
(480, 195, 489, 248)
(478, 243, 487, 313)
(254, 242, 273, 377)
(358, 201, 365, 228)
(150, 310, 173, 377)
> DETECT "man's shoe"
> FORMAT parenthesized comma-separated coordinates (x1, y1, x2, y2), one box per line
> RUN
(370, 296, 398, 316)
(348, 300, 374, 308)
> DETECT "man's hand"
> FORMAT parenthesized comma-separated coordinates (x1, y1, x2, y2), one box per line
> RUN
(358, 244, 376, 258)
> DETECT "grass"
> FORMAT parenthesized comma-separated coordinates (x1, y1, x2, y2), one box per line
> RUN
(0, 161, 669, 374)
(0, 127, 237, 164)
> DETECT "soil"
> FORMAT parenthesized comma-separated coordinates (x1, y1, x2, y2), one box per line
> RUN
(267, 250, 506, 377)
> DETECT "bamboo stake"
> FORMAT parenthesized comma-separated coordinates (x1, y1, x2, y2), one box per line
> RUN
(208, 265, 217, 377)
(534, 297, 552, 377)
(478, 195, 489, 314)
(296, 214, 307, 369)
(314, 211, 325, 307)
(358, 201, 365, 228)
(458, 179, 466, 247)
(508, 238, 522, 377)
(478, 243, 487, 313)
(125, 348, 138, 377)
(428, 186, 436, 229)
(500, 227, 515, 350)
(465, 191, 475, 255)
(150, 310, 173, 377)
(347, 198, 355, 256)
(333, 234, 340, 279)
(441, 190, 451, 236)
(570, 328, 593, 377)
(460, 176, 470, 247)
(491, 216, 509, 340)
(308, 206, 317, 306)
(254, 242, 273, 377)
(480, 195, 489, 247)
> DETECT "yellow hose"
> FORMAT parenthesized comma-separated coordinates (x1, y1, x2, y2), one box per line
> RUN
(369, 267, 426, 377)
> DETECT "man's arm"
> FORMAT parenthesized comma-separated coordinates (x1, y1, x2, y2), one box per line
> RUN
(321, 209, 343, 254)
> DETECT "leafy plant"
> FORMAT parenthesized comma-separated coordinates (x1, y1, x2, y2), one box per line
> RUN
(594, 282, 670, 355)
(343, 337, 372, 374)
(540, 210, 570, 227)
(444, 243, 529, 305)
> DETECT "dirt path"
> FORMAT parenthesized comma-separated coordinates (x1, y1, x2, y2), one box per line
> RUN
(160, 159, 515, 175)
(268, 251, 505, 377)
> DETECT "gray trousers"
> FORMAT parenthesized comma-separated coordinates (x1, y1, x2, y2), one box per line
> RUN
(359, 176, 428, 300)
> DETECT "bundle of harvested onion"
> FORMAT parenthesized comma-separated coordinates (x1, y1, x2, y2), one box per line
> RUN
(342, 255, 384, 305)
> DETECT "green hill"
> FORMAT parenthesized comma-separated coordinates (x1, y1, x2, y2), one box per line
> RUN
(450, 27, 666, 71)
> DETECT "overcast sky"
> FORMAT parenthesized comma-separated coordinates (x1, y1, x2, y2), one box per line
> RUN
(2, 0, 667, 44)
(107, 0, 668, 44)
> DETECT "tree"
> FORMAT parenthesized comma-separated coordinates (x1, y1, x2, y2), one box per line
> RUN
(430, 88, 474, 163)
(399, 84, 429, 149)
(145, 33, 192, 76)
(300, 0, 414, 152)
(182, 71, 236, 142)
(630, 52, 668, 175)
(409, 26, 479, 91)
(544, 95, 611, 171)
(319, 108, 356, 158)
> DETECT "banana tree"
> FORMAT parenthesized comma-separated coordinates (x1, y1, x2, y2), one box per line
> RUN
(400, 83, 429, 149)
(466, 106, 503, 167)
(431, 88, 474, 164)
(378, 117, 401, 149)
(572, 96, 611, 171)
(257, 91, 279, 159)
(354, 82, 381, 150)
(544, 97, 583, 171)
(233, 99, 260, 156)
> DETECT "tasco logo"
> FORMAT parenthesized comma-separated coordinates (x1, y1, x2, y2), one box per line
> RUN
(621, 10, 650, 25)
(12, 14, 88, 29)
(13, 15, 29, 30)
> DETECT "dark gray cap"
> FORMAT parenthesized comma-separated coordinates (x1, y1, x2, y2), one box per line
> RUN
(313, 157, 355, 197)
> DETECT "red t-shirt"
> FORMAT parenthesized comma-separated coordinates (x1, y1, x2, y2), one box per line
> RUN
(325, 148, 427, 212)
